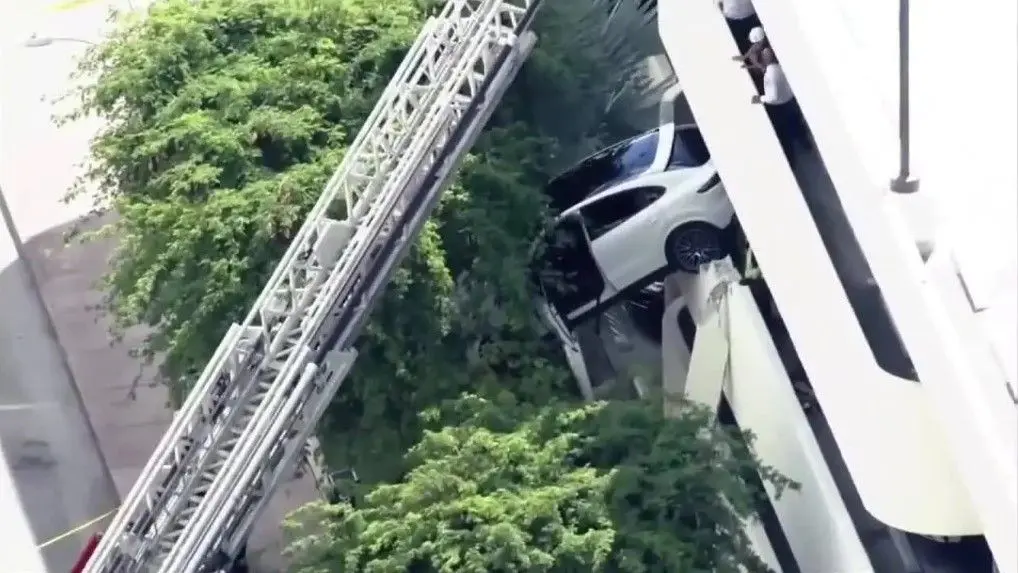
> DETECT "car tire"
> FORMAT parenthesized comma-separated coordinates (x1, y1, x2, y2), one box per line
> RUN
(665, 222, 726, 274)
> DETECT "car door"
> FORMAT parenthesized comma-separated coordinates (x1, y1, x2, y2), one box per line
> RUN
(584, 185, 669, 291)
(534, 214, 607, 326)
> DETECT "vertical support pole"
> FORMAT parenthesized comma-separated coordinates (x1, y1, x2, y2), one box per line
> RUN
(890, 0, 919, 194)
(0, 185, 120, 571)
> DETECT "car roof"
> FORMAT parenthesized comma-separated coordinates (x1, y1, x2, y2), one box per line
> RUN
(543, 129, 661, 214)
(542, 123, 707, 215)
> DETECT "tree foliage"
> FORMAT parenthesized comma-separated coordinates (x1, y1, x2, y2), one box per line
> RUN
(285, 396, 794, 573)
(64, 0, 663, 478)
(67, 0, 791, 567)
(65, 0, 427, 389)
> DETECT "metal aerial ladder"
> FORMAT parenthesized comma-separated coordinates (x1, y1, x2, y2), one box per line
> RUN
(80, 1, 540, 571)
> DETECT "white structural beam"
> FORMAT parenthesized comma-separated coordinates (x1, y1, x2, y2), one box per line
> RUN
(750, 0, 1017, 567)
(656, 0, 979, 540)
(664, 261, 870, 572)
(660, 275, 783, 573)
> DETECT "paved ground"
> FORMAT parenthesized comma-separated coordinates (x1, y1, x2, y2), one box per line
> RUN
(0, 217, 119, 573)
(1, 1, 315, 570)
(1, 4, 123, 571)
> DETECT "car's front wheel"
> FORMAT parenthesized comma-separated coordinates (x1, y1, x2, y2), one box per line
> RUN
(665, 222, 726, 273)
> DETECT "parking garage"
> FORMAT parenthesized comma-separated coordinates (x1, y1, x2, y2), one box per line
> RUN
(547, 2, 1009, 572)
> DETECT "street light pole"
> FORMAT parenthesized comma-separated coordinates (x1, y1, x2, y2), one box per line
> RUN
(890, 0, 919, 194)
(0, 182, 121, 570)
(24, 34, 98, 48)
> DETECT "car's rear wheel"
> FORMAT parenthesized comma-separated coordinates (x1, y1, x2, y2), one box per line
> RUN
(666, 222, 726, 273)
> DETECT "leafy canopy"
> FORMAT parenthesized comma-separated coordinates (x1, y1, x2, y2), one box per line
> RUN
(64, 0, 659, 480)
(66, 2, 794, 569)
(285, 396, 794, 573)
(65, 0, 568, 445)
(65, 0, 426, 389)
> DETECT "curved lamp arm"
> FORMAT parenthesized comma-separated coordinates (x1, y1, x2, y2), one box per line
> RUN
(24, 34, 98, 48)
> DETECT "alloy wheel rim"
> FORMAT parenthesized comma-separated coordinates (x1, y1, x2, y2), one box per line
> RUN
(674, 227, 722, 271)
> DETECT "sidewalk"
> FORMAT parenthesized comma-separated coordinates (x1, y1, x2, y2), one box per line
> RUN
(25, 217, 317, 571)
(1, 0, 316, 569)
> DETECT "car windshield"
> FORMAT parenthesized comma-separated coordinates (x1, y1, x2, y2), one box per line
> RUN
(544, 130, 660, 213)
(668, 125, 710, 169)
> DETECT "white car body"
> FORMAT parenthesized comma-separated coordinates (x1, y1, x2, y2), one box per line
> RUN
(563, 146, 733, 290)
(533, 121, 735, 343)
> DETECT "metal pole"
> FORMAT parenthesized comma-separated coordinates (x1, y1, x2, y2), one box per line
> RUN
(0, 184, 121, 569)
(890, 0, 919, 194)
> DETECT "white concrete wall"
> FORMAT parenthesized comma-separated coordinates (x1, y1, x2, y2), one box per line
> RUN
(749, 0, 1017, 563)
(656, 0, 978, 538)
(0, 224, 113, 573)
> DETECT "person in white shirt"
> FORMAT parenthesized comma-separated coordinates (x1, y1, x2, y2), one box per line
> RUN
(718, 0, 761, 53)
(753, 49, 793, 106)
(751, 48, 808, 156)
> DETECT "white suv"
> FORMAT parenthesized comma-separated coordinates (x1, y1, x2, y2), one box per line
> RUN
(531, 112, 734, 337)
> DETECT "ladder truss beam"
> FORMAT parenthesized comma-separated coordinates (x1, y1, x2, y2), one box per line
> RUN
(83, 1, 541, 571)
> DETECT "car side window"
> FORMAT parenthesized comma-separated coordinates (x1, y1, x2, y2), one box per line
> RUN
(669, 126, 710, 169)
(580, 186, 666, 240)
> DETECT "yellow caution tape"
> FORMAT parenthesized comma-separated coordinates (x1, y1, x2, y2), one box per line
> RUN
(49, 0, 102, 13)
(37, 508, 118, 550)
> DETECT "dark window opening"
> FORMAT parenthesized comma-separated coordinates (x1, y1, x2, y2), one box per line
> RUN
(668, 125, 711, 169)
(581, 190, 644, 239)
(580, 186, 666, 240)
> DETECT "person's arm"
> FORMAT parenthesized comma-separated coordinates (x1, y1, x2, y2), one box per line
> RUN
(734, 44, 761, 66)
(745, 44, 765, 70)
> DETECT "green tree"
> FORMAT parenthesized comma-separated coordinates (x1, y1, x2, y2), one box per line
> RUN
(63, 0, 664, 480)
(64, 0, 432, 393)
(284, 396, 795, 573)
(65, 0, 794, 567)
(63, 0, 562, 431)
